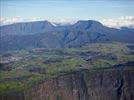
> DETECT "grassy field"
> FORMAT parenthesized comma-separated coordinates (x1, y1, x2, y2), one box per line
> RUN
(0, 42, 134, 93)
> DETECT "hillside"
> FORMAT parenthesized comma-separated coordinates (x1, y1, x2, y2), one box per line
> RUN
(0, 43, 134, 100)
(0, 20, 134, 53)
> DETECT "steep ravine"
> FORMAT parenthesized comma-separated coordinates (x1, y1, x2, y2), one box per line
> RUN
(1, 67, 134, 100)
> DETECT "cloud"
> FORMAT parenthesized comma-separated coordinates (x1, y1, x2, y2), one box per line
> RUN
(0, 17, 45, 26)
(1, 16, 134, 29)
(0, 17, 78, 26)
(100, 16, 134, 28)
(51, 19, 78, 26)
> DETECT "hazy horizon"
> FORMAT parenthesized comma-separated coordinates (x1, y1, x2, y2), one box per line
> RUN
(1, 0, 134, 28)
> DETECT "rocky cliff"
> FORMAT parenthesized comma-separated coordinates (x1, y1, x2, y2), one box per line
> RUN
(1, 67, 134, 100)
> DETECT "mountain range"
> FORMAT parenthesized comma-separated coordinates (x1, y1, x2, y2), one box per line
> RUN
(0, 20, 134, 52)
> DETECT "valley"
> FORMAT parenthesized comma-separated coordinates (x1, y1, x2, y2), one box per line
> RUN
(0, 42, 134, 100)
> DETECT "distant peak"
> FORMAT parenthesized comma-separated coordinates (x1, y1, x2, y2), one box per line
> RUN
(73, 20, 103, 29)
(75, 20, 102, 25)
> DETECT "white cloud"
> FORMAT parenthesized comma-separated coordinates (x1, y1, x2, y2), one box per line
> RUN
(100, 16, 134, 28)
(0, 17, 45, 26)
(51, 19, 78, 26)
(1, 16, 134, 29)
(0, 17, 78, 26)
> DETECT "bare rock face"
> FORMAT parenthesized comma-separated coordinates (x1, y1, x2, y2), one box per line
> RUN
(23, 68, 134, 100)
(1, 67, 134, 100)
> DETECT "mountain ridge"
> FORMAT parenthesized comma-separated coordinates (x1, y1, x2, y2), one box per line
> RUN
(0, 20, 134, 52)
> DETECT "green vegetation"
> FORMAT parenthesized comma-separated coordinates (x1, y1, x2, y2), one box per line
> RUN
(47, 58, 86, 74)
(0, 42, 134, 93)
(0, 81, 24, 94)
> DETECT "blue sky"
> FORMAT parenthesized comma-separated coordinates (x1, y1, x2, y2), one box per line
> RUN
(1, 0, 134, 21)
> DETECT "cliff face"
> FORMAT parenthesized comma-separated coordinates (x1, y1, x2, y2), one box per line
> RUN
(1, 68, 134, 100)
(24, 68, 134, 100)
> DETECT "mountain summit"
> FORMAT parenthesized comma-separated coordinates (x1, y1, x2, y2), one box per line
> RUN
(0, 20, 134, 52)
(0, 21, 54, 36)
